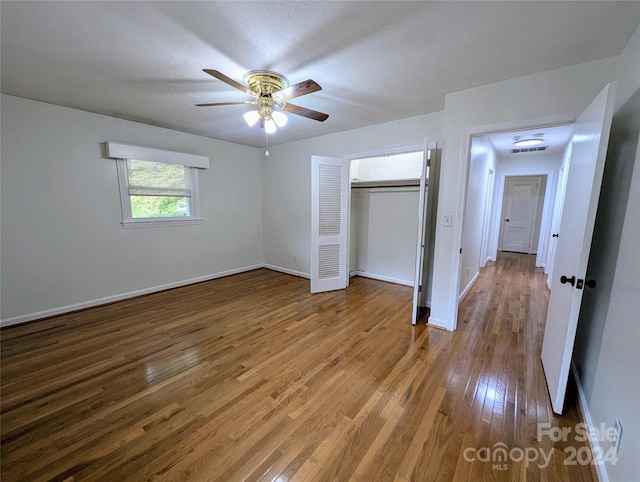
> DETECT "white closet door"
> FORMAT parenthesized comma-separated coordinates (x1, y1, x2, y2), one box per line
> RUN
(412, 144, 429, 324)
(311, 155, 349, 293)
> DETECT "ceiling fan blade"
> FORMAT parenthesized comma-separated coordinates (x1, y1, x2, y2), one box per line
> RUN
(203, 69, 256, 97)
(281, 103, 329, 122)
(196, 101, 257, 107)
(275, 79, 322, 101)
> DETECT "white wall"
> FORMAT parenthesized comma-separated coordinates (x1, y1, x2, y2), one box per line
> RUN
(350, 187, 419, 285)
(1, 95, 263, 324)
(429, 56, 619, 329)
(614, 23, 640, 113)
(459, 136, 495, 297)
(350, 151, 423, 181)
(261, 112, 443, 277)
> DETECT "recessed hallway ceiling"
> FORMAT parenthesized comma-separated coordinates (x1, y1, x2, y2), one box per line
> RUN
(1, 1, 638, 147)
(488, 124, 576, 156)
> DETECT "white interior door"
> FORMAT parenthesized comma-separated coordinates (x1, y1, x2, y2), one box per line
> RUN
(412, 143, 429, 325)
(500, 177, 540, 253)
(541, 82, 616, 414)
(311, 155, 349, 293)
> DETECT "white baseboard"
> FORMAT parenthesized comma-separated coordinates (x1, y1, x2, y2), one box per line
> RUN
(262, 264, 310, 279)
(458, 271, 479, 303)
(572, 363, 608, 482)
(481, 256, 495, 268)
(350, 271, 413, 287)
(426, 316, 450, 330)
(350, 271, 427, 304)
(1, 264, 264, 328)
(1, 264, 419, 328)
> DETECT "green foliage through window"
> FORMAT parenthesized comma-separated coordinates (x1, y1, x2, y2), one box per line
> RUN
(130, 196, 189, 218)
(126, 160, 191, 219)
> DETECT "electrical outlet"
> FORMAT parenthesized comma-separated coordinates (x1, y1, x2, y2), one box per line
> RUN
(467, 267, 470, 276)
(614, 418, 623, 454)
(293, 255, 297, 263)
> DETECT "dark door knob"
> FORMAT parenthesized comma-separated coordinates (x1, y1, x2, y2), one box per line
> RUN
(552, 233, 559, 238)
(505, 219, 510, 222)
(560, 275, 576, 286)
(585, 279, 597, 288)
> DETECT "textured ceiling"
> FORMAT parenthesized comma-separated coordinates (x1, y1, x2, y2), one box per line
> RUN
(1, 1, 638, 148)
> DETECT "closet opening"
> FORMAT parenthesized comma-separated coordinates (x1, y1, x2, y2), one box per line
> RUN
(348, 145, 440, 324)
(349, 150, 423, 286)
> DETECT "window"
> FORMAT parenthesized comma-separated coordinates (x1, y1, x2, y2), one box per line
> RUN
(106, 142, 209, 228)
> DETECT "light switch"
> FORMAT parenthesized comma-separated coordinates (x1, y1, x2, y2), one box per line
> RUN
(443, 214, 453, 227)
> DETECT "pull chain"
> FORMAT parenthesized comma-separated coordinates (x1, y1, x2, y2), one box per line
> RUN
(265, 129, 270, 157)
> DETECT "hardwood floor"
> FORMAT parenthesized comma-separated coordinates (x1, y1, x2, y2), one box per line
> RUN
(1, 253, 596, 481)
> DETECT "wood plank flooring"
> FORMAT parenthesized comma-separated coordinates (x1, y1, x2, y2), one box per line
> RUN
(1, 252, 596, 481)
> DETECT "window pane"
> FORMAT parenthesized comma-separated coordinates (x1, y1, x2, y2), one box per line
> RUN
(126, 159, 186, 189)
(130, 196, 190, 218)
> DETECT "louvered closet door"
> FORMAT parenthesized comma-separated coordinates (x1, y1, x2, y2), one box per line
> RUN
(311, 155, 349, 293)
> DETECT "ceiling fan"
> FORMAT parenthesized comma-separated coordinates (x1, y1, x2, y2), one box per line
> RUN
(196, 69, 329, 134)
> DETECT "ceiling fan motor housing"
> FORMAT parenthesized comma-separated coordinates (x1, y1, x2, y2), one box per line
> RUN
(244, 71, 289, 117)
(244, 71, 288, 95)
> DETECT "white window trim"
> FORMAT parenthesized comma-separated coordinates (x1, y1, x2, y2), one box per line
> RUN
(115, 159, 202, 229)
(106, 142, 209, 168)
(106, 142, 208, 228)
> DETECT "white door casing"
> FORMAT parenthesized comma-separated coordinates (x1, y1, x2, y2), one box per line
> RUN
(541, 82, 616, 414)
(500, 177, 540, 253)
(546, 160, 571, 288)
(311, 155, 349, 293)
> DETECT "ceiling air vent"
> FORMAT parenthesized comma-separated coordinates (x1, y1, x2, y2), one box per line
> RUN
(511, 146, 547, 154)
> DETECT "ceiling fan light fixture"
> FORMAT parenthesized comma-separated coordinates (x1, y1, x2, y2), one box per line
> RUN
(514, 138, 543, 147)
(264, 117, 277, 134)
(243, 110, 260, 127)
(272, 110, 288, 128)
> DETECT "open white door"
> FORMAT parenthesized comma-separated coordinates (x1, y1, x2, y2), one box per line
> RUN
(311, 155, 349, 293)
(541, 82, 616, 414)
(412, 143, 429, 325)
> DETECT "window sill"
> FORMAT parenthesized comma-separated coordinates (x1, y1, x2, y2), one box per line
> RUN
(121, 218, 202, 229)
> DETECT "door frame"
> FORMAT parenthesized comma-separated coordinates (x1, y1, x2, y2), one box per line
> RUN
(346, 144, 424, 286)
(450, 112, 578, 330)
(494, 172, 552, 261)
(345, 141, 434, 320)
(545, 159, 571, 288)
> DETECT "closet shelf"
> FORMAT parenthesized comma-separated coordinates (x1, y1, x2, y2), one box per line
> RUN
(350, 178, 421, 188)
